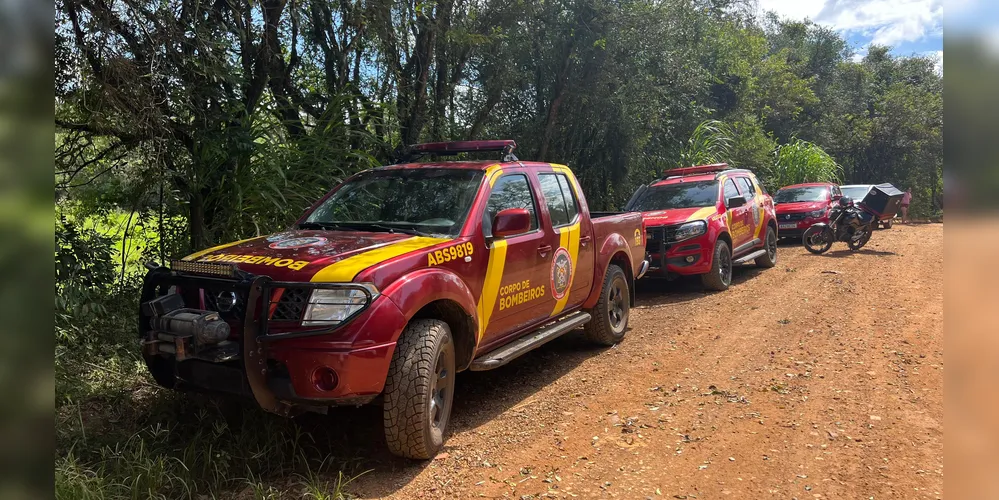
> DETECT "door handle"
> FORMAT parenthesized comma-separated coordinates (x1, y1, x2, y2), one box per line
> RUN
(580, 235, 592, 246)
(538, 244, 552, 257)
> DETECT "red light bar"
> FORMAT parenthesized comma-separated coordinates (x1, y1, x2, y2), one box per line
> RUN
(411, 140, 517, 154)
(663, 163, 729, 177)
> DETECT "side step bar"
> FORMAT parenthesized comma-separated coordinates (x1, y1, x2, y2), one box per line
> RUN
(733, 248, 767, 265)
(469, 312, 592, 371)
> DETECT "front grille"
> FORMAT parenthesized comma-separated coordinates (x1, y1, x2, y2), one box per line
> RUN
(780, 213, 808, 221)
(271, 287, 310, 321)
(645, 224, 679, 253)
(201, 286, 247, 321)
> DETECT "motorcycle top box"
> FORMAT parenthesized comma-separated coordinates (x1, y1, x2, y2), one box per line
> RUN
(860, 184, 903, 220)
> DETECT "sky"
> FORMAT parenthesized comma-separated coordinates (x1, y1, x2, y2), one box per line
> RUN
(758, 0, 943, 70)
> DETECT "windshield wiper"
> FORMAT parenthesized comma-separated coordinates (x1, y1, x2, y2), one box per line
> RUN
(299, 221, 432, 237)
(298, 221, 347, 230)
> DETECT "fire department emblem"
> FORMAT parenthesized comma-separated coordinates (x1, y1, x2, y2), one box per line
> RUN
(268, 236, 328, 250)
(550, 247, 572, 300)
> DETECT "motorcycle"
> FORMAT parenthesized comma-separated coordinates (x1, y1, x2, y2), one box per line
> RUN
(801, 196, 876, 254)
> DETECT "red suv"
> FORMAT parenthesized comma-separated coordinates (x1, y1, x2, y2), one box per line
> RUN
(773, 182, 842, 239)
(626, 164, 778, 291)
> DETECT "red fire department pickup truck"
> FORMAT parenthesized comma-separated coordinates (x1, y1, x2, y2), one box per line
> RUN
(139, 140, 647, 459)
(624, 164, 778, 291)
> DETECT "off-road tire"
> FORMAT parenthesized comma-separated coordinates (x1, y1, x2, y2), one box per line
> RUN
(755, 225, 778, 268)
(584, 264, 630, 346)
(383, 319, 455, 459)
(701, 240, 733, 291)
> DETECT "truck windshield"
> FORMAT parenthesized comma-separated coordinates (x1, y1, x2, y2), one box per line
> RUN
(631, 181, 719, 211)
(304, 169, 484, 237)
(774, 186, 828, 203)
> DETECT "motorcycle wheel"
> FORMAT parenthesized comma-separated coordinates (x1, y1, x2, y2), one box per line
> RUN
(803, 226, 833, 254)
(848, 225, 873, 251)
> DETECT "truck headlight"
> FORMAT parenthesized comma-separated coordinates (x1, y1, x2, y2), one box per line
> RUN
(807, 210, 826, 218)
(670, 221, 707, 242)
(302, 284, 378, 326)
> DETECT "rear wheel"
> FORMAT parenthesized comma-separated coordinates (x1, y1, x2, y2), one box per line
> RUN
(755, 225, 778, 268)
(803, 226, 833, 254)
(584, 264, 630, 346)
(701, 240, 732, 291)
(383, 319, 455, 459)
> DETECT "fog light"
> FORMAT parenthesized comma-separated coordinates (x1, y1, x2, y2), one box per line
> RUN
(685, 255, 695, 263)
(312, 367, 339, 392)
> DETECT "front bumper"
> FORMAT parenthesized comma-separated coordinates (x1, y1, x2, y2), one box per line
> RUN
(139, 264, 406, 412)
(644, 228, 714, 277)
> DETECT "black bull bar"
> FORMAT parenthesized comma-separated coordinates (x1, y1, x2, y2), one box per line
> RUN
(139, 263, 375, 415)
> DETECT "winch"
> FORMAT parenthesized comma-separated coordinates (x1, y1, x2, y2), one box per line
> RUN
(141, 293, 238, 362)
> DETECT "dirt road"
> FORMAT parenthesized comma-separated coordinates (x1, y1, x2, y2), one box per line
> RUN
(346, 224, 943, 499)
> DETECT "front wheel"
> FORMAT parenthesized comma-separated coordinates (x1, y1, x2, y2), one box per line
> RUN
(701, 240, 733, 291)
(755, 225, 778, 268)
(803, 226, 833, 254)
(584, 264, 630, 346)
(383, 319, 455, 459)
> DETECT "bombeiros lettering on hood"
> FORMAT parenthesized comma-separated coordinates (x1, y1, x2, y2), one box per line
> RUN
(200, 253, 311, 270)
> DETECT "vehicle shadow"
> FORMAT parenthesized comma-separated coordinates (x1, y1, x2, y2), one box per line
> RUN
(821, 248, 898, 258)
(322, 330, 602, 495)
(634, 265, 763, 308)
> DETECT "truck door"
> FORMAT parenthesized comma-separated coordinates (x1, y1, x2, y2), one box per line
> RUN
(478, 173, 552, 346)
(735, 176, 762, 244)
(536, 171, 594, 317)
(723, 177, 753, 250)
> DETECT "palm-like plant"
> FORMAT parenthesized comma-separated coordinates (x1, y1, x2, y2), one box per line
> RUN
(676, 120, 734, 169)
(764, 139, 842, 191)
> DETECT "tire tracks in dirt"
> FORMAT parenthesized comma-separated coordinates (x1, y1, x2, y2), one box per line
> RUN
(350, 225, 943, 499)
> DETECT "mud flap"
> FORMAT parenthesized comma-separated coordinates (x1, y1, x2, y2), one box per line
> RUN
(243, 277, 292, 416)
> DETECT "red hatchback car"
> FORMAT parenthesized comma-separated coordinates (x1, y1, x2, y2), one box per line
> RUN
(773, 182, 842, 239)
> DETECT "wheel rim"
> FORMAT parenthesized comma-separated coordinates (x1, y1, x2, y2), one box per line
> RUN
(766, 229, 777, 261)
(608, 277, 628, 332)
(719, 246, 732, 285)
(429, 344, 453, 429)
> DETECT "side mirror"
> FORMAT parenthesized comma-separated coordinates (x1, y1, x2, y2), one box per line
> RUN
(726, 196, 747, 209)
(492, 208, 531, 238)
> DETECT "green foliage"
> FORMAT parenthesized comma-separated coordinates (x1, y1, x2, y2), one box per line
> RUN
(677, 120, 735, 169)
(764, 139, 843, 191)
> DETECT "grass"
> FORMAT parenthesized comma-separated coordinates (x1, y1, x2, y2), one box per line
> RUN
(55, 384, 368, 499)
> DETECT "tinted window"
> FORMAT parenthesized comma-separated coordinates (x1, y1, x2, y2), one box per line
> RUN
(840, 186, 871, 200)
(774, 186, 830, 203)
(556, 174, 579, 222)
(631, 181, 719, 211)
(736, 177, 754, 196)
(539, 173, 575, 227)
(723, 179, 740, 206)
(483, 174, 538, 237)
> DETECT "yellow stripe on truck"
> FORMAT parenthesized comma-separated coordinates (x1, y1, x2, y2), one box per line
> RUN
(477, 239, 508, 341)
(182, 236, 264, 261)
(686, 206, 717, 222)
(310, 236, 448, 283)
(550, 220, 581, 317)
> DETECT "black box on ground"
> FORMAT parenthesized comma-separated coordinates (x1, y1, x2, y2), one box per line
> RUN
(860, 183, 903, 220)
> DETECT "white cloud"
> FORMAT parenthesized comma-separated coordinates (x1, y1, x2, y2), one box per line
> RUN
(759, 0, 943, 48)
